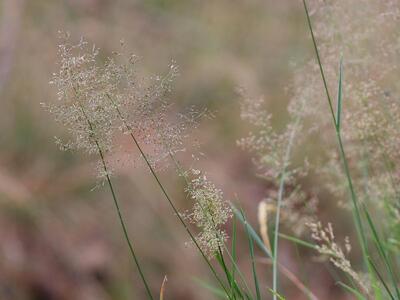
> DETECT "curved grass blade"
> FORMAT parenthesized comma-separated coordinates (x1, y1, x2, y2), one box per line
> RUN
(364, 207, 400, 298)
(301, 1, 380, 297)
(241, 209, 261, 300)
(77, 102, 154, 300)
(232, 205, 272, 258)
(193, 278, 229, 299)
(368, 256, 395, 300)
(337, 282, 367, 300)
(278, 233, 318, 251)
(107, 94, 230, 297)
(233, 204, 319, 300)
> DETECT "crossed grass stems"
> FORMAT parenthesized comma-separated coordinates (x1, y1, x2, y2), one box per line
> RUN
(75, 93, 227, 299)
(107, 87, 323, 299)
(78, 83, 314, 299)
(66, 0, 400, 299)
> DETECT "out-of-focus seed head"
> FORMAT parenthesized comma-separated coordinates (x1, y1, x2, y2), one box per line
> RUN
(238, 87, 316, 237)
(299, 1, 400, 246)
(308, 221, 370, 294)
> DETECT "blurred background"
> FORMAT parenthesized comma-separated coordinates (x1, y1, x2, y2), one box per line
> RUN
(0, 0, 349, 299)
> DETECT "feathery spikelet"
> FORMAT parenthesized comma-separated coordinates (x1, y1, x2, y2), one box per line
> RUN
(44, 33, 198, 177)
(183, 169, 232, 258)
(43, 32, 118, 155)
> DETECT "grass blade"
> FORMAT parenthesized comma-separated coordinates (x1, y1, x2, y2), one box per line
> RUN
(216, 250, 246, 299)
(301, 1, 380, 296)
(193, 278, 228, 299)
(268, 288, 286, 300)
(337, 282, 367, 300)
(223, 243, 255, 299)
(233, 205, 319, 300)
(336, 56, 343, 131)
(78, 102, 154, 300)
(278, 233, 318, 251)
(232, 216, 237, 285)
(232, 205, 272, 258)
(241, 209, 261, 300)
(363, 207, 400, 298)
(368, 256, 395, 300)
(107, 94, 230, 297)
(272, 113, 302, 300)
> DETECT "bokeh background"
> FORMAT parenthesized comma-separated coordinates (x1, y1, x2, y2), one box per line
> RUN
(0, 0, 349, 299)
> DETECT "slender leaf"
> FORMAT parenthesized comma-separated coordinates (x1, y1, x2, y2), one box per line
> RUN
(337, 282, 367, 300)
(232, 205, 272, 258)
(278, 233, 318, 250)
(301, 1, 380, 297)
(368, 257, 395, 300)
(336, 56, 343, 130)
(193, 278, 228, 299)
(232, 216, 237, 294)
(241, 209, 261, 300)
(364, 207, 400, 298)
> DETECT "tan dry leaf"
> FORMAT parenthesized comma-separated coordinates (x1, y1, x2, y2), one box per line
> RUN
(257, 201, 275, 252)
(159, 275, 167, 300)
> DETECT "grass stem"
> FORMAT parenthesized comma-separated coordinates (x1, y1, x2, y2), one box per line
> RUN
(77, 101, 154, 299)
(107, 94, 231, 297)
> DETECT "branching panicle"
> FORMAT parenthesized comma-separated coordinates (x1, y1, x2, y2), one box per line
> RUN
(183, 169, 232, 258)
(308, 221, 370, 294)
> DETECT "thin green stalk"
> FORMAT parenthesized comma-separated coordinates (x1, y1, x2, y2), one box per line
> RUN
(233, 205, 319, 300)
(301, 0, 374, 281)
(364, 207, 400, 298)
(168, 149, 244, 298)
(293, 243, 311, 300)
(272, 114, 301, 300)
(107, 95, 230, 297)
(167, 150, 236, 289)
(216, 247, 235, 296)
(77, 102, 154, 300)
(223, 243, 255, 299)
(368, 257, 395, 300)
(301, 0, 365, 244)
(232, 205, 272, 258)
(231, 216, 237, 295)
(301, 1, 387, 298)
(336, 56, 343, 131)
(241, 210, 261, 300)
(337, 282, 367, 300)
(278, 233, 317, 251)
(96, 143, 154, 299)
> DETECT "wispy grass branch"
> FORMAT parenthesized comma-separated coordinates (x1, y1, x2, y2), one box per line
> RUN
(77, 101, 154, 300)
(106, 94, 231, 297)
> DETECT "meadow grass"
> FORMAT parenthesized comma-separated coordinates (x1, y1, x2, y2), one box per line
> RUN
(44, 1, 400, 299)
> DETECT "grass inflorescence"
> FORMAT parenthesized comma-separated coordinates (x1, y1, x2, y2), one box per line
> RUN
(44, 1, 400, 298)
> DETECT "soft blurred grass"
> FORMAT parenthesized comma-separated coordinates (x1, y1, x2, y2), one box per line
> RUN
(0, 1, 347, 299)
